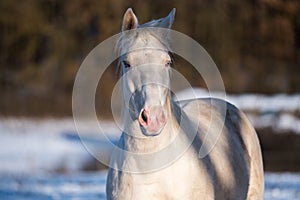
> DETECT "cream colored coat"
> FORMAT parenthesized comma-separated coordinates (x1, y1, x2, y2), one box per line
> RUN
(106, 8, 264, 200)
(107, 99, 264, 200)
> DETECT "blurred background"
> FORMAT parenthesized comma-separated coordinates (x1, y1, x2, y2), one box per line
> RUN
(0, 0, 300, 199)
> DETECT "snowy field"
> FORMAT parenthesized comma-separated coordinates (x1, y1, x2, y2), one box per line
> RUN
(0, 171, 299, 200)
(0, 118, 300, 199)
(0, 118, 120, 173)
(0, 88, 299, 199)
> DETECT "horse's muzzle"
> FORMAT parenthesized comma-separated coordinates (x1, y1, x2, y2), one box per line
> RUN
(138, 106, 166, 136)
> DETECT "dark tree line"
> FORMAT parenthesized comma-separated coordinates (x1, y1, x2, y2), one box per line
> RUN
(0, 0, 299, 116)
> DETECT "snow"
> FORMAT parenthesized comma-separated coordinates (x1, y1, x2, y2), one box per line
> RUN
(175, 88, 300, 112)
(264, 172, 300, 200)
(0, 171, 299, 200)
(0, 171, 107, 200)
(228, 94, 300, 113)
(0, 118, 120, 173)
(0, 117, 299, 199)
(0, 88, 300, 173)
(0, 90, 299, 198)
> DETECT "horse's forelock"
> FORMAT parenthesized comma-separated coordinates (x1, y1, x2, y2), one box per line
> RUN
(115, 28, 171, 76)
(139, 19, 164, 28)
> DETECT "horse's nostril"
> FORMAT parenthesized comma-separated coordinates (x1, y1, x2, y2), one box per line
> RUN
(141, 110, 148, 123)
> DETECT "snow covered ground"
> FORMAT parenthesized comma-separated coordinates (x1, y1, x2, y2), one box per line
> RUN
(0, 89, 299, 172)
(0, 171, 107, 200)
(0, 171, 299, 200)
(0, 117, 299, 199)
(0, 118, 120, 173)
(0, 88, 299, 199)
(175, 88, 300, 112)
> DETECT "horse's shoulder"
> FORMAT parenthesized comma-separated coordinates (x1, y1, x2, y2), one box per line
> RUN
(176, 97, 257, 142)
(175, 97, 258, 161)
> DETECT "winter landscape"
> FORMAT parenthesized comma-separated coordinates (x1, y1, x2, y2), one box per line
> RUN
(0, 88, 300, 199)
(1, 1, 300, 199)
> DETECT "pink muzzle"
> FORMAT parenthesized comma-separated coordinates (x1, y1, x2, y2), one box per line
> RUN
(138, 106, 166, 134)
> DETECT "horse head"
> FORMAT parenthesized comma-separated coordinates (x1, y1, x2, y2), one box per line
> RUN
(118, 8, 176, 136)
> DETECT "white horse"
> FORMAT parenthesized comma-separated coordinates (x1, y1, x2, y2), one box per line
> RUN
(106, 8, 264, 200)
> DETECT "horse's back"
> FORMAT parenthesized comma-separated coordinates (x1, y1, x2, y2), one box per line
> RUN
(177, 98, 264, 199)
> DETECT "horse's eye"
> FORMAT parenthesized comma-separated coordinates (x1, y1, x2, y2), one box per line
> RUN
(165, 60, 172, 67)
(122, 61, 131, 68)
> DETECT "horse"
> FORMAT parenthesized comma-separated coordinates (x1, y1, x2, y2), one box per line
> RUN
(106, 8, 264, 200)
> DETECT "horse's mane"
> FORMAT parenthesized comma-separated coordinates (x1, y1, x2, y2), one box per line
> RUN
(139, 19, 164, 28)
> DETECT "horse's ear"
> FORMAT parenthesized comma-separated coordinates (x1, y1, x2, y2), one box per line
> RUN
(122, 8, 138, 31)
(159, 8, 176, 29)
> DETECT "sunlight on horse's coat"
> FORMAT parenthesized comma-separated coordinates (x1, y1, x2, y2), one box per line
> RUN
(106, 8, 264, 200)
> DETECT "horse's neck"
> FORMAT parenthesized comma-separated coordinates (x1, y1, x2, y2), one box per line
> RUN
(122, 100, 180, 154)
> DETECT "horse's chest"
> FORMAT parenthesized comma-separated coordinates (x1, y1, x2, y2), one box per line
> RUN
(130, 170, 191, 199)
(119, 153, 210, 199)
